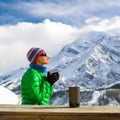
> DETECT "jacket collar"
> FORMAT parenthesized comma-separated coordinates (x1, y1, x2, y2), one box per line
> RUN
(30, 63, 47, 73)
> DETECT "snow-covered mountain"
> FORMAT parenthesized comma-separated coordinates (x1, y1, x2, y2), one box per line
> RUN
(0, 30, 120, 105)
(48, 31, 120, 90)
(0, 68, 26, 96)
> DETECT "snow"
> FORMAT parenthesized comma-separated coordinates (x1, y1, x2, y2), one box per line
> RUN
(0, 86, 19, 104)
(87, 91, 103, 105)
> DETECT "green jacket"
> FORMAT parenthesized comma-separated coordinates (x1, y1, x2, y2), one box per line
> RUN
(21, 64, 54, 105)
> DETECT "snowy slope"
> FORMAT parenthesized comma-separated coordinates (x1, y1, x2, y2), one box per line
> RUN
(0, 68, 26, 95)
(0, 86, 19, 104)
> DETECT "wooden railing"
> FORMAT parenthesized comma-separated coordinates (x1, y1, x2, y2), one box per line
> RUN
(0, 105, 120, 120)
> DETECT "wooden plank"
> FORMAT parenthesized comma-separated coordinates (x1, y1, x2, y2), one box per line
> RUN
(0, 105, 120, 120)
(0, 105, 120, 113)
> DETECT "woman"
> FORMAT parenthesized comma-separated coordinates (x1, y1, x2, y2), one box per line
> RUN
(21, 47, 59, 105)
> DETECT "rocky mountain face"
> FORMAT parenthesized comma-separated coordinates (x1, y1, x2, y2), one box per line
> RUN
(0, 31, 120, 105)
(48, 31, 120, 90)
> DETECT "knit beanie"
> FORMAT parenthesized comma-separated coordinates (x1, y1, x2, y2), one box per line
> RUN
(26, 47, 45, 63)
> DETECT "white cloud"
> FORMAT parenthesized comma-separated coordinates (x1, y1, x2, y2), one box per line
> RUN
(16, 1, 83, 17)
(0, 0, 120, 26)
(85, 16, 120, 31)
(0, 19, 78, 73)
(0, 16, 120, 74)
(15, 0, 120, 18)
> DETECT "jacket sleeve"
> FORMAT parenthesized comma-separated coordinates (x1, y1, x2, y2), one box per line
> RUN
(40, 79, 54, 104)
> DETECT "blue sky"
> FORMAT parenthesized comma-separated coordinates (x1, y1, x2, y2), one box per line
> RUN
(0, 0, 120, 73)
(0, 0, 120, 26)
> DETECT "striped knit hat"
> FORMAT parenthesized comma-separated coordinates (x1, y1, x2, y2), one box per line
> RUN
(26, 47, 45, 63)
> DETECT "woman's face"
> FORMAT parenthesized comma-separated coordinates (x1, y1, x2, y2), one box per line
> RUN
(36, 54, 48, 66)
